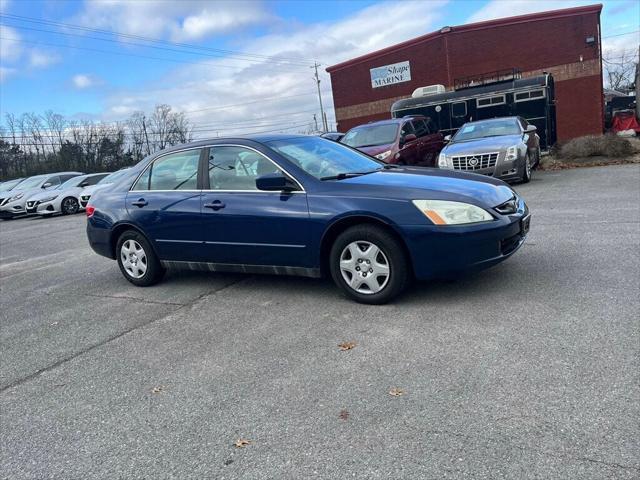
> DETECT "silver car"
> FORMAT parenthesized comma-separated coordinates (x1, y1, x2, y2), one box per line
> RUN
(437, 117, 540, 183)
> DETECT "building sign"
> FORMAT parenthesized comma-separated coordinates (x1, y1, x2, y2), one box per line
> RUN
(370, 61, 411, 88)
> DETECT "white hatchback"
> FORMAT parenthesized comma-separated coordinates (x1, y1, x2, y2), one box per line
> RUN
(25, 173, 110, 216)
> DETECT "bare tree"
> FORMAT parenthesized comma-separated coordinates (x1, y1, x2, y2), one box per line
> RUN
(603, 49, 638, 92)
(44, 110, 67, 153)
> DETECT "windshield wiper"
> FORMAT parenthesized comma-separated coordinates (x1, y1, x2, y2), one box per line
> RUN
(320, 167, 387, 181)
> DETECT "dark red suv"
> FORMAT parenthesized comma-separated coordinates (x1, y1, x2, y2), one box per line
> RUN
(340, 116, 444, 166)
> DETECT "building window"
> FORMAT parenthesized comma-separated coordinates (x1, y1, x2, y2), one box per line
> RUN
(514, 89, 545, 102)
(451, 101, 467, 117)
(477, 94, 506, 108)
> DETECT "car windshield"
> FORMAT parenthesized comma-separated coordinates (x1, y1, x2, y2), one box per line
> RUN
(0, 178, 24, 192)
(98, 169, 128, 185)
(267, 136, 383, 179)
(452, 119, 521, 142)
(341, 124, 398, 148)
(14, 175, 47, 190)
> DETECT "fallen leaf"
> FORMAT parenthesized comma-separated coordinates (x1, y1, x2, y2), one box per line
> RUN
(389, 388, 404, 397)
(234, 439, 251, 448)
(151, 386, 163, 394)
(338, 341, 356, 351)
(339, 409, 350, 420)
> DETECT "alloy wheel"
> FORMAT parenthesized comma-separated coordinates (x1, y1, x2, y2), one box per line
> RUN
(63, 197, 79, 214)
(339, 240, 390, 294)
(525, 155, 532, 179)
(121, 239, 148, 279)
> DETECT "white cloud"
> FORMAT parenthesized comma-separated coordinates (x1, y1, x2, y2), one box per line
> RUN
(467, 0, 586, 23)
(72, 74, 97, 89)
(98, 1, 448, 135)
(29, 49, 61, 68)
(0, 0, 10, 13)
(0, 25, 22, 62)
(73, 0, 271, 42)
(0, 66, 16, 83)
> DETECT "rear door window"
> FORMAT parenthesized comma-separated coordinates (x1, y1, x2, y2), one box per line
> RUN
(132, 149, 201, 191)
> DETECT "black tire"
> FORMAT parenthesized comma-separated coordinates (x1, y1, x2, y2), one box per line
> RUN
(61, 197, 80, 215)
(520, 154, 532, 184)
(329, 224, 410, 304)
(116, 230, 165, 287)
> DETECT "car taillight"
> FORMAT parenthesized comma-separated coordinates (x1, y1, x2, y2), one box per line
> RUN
(86, 205, 95, 217)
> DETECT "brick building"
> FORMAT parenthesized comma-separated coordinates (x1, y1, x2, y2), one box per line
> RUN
(326, 4, 604, 143)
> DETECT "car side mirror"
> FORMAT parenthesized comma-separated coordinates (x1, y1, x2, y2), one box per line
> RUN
(80, 181, 90, 187)
(256, 172, 298, 192)
(526, 125, 537, 132)
(42, 182, 52, 189)
(444, 134, 452, 142)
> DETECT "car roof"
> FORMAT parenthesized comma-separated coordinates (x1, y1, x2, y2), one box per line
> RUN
(142, 134, 315, 157)
(348, 116, 427, 129)
(463, 116, 520, 125)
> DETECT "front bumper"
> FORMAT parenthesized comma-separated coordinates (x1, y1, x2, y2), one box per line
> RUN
(0, 200, 27, 218)
(400, 200, 529, 280)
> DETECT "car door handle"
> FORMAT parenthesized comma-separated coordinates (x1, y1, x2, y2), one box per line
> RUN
(204, 200, 226, 210)
(131, 199, 148, 207)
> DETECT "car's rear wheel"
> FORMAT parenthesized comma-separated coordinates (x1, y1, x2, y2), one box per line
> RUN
(116, 230, 165, 286)
(520, 154, 532, 183)
(61, 197, 79, 215)
(329, 224, 410, 304)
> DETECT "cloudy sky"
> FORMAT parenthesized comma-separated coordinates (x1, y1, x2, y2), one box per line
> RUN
(0, 0, 638, 137)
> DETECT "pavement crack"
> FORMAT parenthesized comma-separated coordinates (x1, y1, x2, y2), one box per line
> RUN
(1, 276, 250, 394)
(44, 291, 187, 307)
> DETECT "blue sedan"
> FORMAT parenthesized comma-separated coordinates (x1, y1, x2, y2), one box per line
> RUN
(86, 135, 530, 304)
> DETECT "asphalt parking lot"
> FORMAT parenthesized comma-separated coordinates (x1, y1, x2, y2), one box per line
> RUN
(1, 164, 638, 479)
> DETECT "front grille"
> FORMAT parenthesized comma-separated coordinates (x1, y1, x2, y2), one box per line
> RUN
(26, 201, 36, 208)
(451, 152, 499, 171)
(500, 233, 521, 255)
(81, 195, 91, 201)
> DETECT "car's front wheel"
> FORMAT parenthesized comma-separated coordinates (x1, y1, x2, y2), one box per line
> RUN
(116, 230, 165, 286)
(61, 197, 80, 215)
(329, 224, 410, 304)
(520, 154, 532, 183)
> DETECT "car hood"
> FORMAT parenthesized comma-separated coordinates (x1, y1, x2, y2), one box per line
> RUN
(28, 186, 81, 201)
(355, 144, 394, 156)
(3, 187, 47, 200)
(444, 134, 522, 155)
(335, 167, 515, 207)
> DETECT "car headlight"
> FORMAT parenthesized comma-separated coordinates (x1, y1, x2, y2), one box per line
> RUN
(506, 145, 519, 161)
(438, 153, 449, 168)
(412, 200, 494, 225)
(375, 150, 391, 161)
(40, 195, 58, 203)
(8, 193, 24, 202)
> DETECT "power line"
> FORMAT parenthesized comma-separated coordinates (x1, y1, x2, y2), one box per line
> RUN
(0, 13, 318, 66)
(601, 29, 639, 39)
(0, 36, 300, 71)
(0, 21, 313, 69)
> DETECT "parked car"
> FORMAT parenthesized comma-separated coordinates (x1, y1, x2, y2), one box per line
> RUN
(0, 178, 25, 193)
(340, 116, 444, 166)
(86, 135, 529, 304)
(320, 132, 345, 142)
(79, 168, 131, 209)
(25, 172, 110, 216)
(0, 172, 83, 219)
(438, 116, 540, 183)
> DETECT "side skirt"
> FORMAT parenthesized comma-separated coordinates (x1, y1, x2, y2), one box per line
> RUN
(160, 260, 322, 278)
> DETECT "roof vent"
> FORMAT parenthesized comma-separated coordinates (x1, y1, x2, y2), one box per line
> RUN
(411, 84, 446, 98)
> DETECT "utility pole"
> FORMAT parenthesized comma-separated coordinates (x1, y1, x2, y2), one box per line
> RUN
(312, 62, 328, 132)
(636, 45, 640, 121)
(142, 115, 151, 156)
